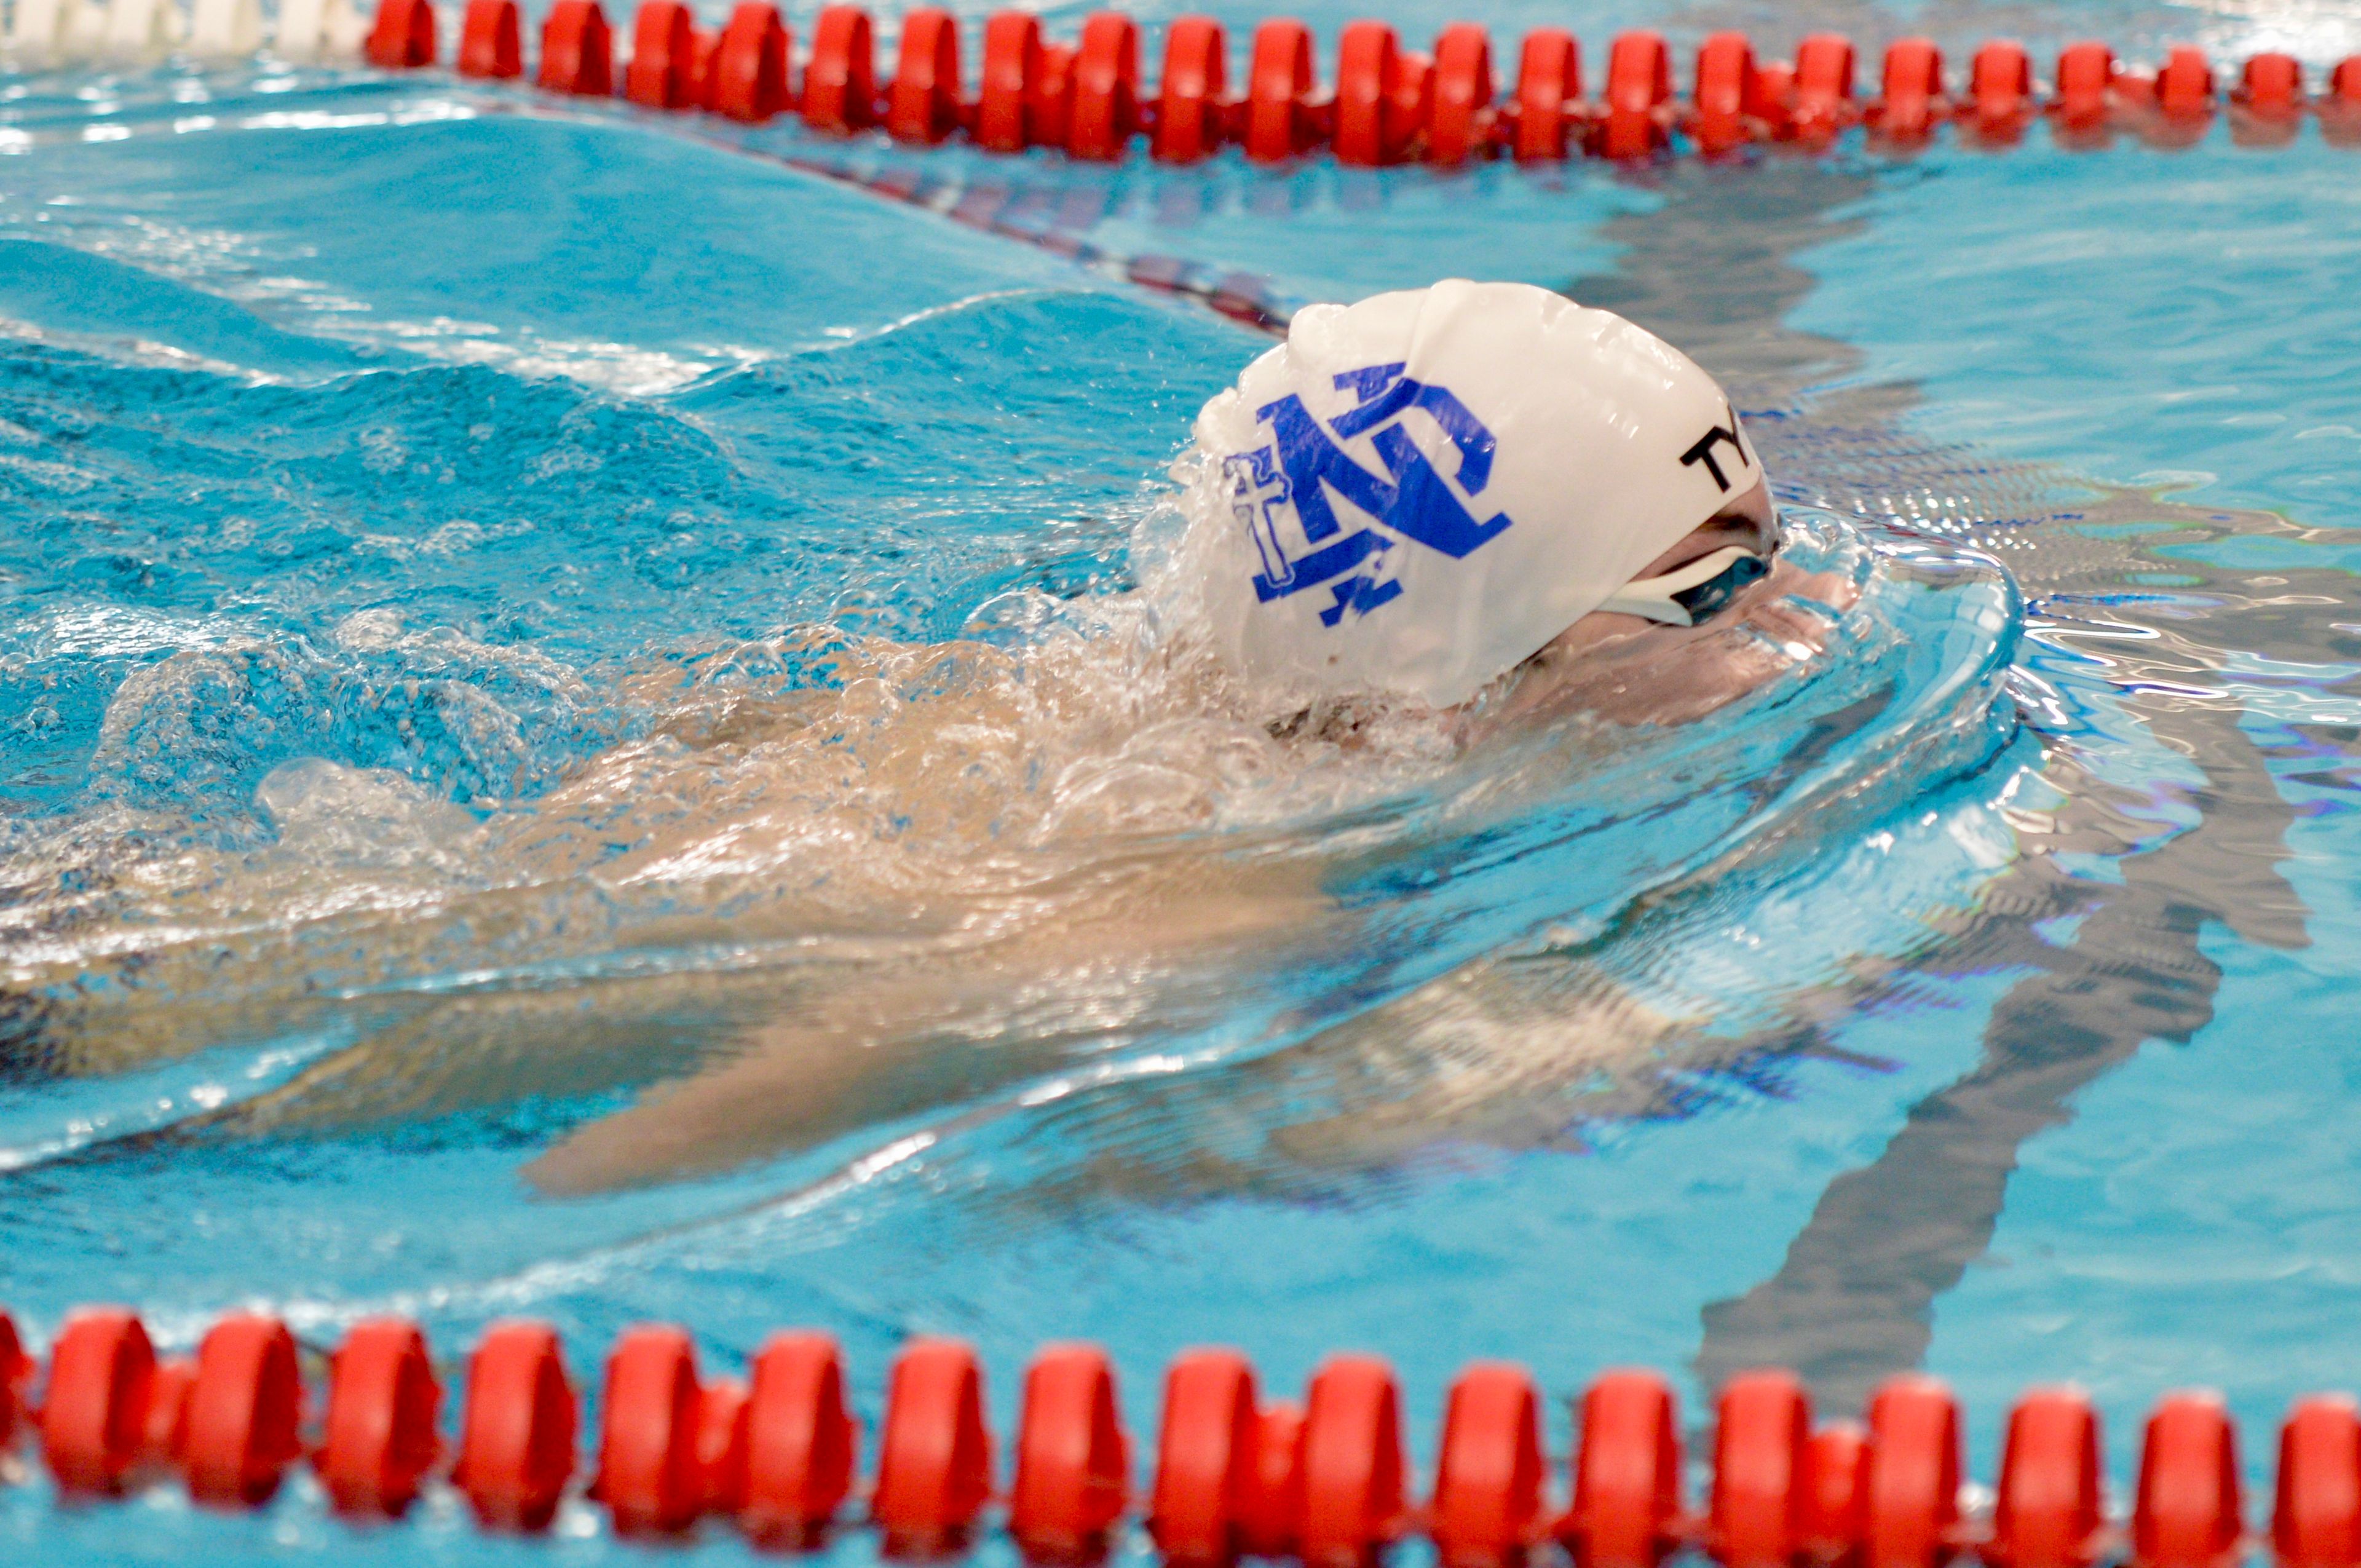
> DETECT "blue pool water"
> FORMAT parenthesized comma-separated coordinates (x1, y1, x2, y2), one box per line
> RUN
(4, 5, 2361, 1562)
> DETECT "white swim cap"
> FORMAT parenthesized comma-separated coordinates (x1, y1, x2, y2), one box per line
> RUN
(1186, 279, 1764, 708)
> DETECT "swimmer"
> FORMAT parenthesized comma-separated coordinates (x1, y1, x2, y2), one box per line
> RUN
(519, 280, 1861, 1190)
(2, 280, 1861, 1193)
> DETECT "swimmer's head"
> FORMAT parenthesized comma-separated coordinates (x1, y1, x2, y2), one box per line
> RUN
(1185, 279, 1768, 708)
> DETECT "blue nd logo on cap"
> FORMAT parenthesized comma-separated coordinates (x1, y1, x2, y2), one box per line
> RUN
(1190, 281, 1763, 708)
(1222, 362, 1514, 630)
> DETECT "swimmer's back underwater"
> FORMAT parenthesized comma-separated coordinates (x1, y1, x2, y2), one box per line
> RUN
(2, 280, 1865, 1193)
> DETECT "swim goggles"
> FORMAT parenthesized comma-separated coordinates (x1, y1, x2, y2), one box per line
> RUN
(1595, 543, 1774, 627)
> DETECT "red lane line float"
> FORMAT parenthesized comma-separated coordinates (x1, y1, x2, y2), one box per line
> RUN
(885, 5, 960, 144)
(146, 1354, 196, 1468)
(365, 0, 436, 67)
(40, 1308, 158, 1495)
(802, 4, 878, 134)
(2276, 1395, 2361, 1568)
(1752, 59, 1797, 137)
(1803, 1420, 1868, 1561)
(688, 25, 719, 111)
(1426, 22, 1493, 168)
(624, 0, 696, 110)
(2228, 50, 2301, 145)
(1964, 39, 2032, 141)
(1243, 17, 1316, 163)
(595, 1324, 706, 1535)
(2054, 40, 2118, 128)
(183, 1313, 303, 1508)
(452, 1320, 578, 1532)
(976, 10, 1042, 151)
(1688, 30, 1755, 155)
(1149, 1348, 1259, 1565)
(710, 3, 789, 124)
(1299, 1353, 1407, 1568)
(1010, 1343, 1132, 1558)
(2113, 44, 2214, 146)
(1863, 1374, 1962, 1568)
(1738, 36, 1786, 125)
(1565, 1367, 1683, 1568)
(1592, 29, 1668, 157)
(1429, 1361, 1541, 1568)
(1033, 40, 1076, 154)
(2228, 50, 2304, 144)
(1511, 28, 1579, 162)
(538, 0, 612, 95)
(0, 1310, 31, 1455)
(697, 1376, 750, 1514)
(872, 1337, 994, 1553)
(2239, 52, 2304, 116)
(1333, 19, 1403, 167)
(359, 2, 2361, 169)
(456, 0, 519, 77)
(2330, 58, 2361, 148)
(1872, 38, 1942, 141)
(740, 1331, 858, 1545)
(1712, 1369, 1811, 1568)
(39, 1301, 2361, 1564)
(318, 1318, 441, 1518)
(2134, 1392, 2244, 1568)
(1240, 1398, 1308, 1556)
(2155, 44, 2217, 118)
(1789, 31, 1856, 142)
(1069, 11, 1142, 161)
(1154, 15, 1227, 164)
(1991, 1387, 2106, 1568)
(1393, 46, 1433, 159)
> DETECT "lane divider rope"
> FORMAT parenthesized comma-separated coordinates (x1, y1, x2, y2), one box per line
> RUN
(3, 1302, 2360, 1561)
(347, 2, 2361, 162)
(4, 0, 368, 61)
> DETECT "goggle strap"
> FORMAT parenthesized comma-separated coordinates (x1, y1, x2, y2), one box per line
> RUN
(1595, 545, 1765, 627)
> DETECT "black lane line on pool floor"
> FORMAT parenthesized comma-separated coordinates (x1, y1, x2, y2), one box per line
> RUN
(474, 86, 1315, 335)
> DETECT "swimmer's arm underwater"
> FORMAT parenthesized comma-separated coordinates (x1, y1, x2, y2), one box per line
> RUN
(520, 491, 1860, 1196)
(520, 849, 1335, 1194)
